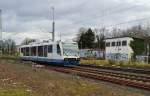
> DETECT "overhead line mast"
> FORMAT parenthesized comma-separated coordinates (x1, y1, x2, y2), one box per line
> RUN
(0, 9, 2, 54)
(0, 9, 2, 40)
(51, 7, 55, 41)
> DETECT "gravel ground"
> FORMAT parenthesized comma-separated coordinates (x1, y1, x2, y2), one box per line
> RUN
(0, 59, 149, 96)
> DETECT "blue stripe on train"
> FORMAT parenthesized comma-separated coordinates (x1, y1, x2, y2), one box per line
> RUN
(21, 56, 79, 66)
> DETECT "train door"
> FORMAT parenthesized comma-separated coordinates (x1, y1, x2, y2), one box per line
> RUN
(57, 44, 61, 56)
(54, 43, 63, 59)
(47, 45, 53, 59)
(50, 43, 62, 59)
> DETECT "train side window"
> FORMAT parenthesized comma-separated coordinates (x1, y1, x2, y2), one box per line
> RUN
(44, 45, 48, 57)
(31, 47, 36, 56)
(23, 48, 25, 56)
(21, 48, 25, 56)
(21, 48, 23, 53)
(24, 48, 26, 56)
(57, 44, 61, 55)
(26, 47, 29, 56)
(48, 45, 52, 53)
(38, 46, 43, 57)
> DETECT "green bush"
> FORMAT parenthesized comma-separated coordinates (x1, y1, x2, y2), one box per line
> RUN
(108, 60, 116, 65)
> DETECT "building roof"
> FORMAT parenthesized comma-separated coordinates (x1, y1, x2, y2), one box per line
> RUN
(105, 36, 144, 40)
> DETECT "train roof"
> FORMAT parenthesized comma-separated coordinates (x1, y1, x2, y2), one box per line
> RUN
(20, 41, 59, 48)
(19, 40, 78, 48)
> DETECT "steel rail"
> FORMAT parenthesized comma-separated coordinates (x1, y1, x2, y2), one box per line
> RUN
(78, 64, 150, 75)
(46, 66, 150, 91)
(71, 66, 150, 82)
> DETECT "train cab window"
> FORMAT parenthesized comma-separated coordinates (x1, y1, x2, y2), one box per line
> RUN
(122, 41, 127, 46)
(44, 45, 48, 57)
(111, 42, 116, 47)
(106, 42, 110, 47)
(31, 47, 36, 56)
(57, 44, 61, 55)
(26, 47, 29, 56)
(48, 45, 52, 53)
(38, 46, 43, 57)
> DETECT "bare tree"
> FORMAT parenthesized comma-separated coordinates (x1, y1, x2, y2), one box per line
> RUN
(94, 27, 106, 49)
(1, 39, 16, 55)
(121, 25, 149, 38)
(21, 38, 36, 45)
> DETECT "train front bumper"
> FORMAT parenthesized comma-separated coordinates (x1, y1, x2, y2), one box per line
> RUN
(64, 58, 80, 65)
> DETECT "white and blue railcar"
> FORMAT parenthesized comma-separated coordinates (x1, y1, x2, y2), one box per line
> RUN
(19, 41, 80, 66)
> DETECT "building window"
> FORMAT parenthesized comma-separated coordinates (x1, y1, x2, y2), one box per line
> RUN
(122, 41, 127, 46)
(117, 41, 121, 46)
(48, 45, 52, 53)
(106, 42, 110, 47)
(111, 42, 116, 46)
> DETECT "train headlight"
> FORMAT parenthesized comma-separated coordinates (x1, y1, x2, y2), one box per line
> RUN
(64, 58, 80, 61)
(64, 58, 68, 61)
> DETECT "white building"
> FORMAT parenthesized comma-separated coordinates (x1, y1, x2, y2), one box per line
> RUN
(105, 37, 134, 61)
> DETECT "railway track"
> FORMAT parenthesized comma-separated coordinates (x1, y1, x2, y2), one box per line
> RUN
(46, 65, 150, 91)
(79, 64, 150, 75)
(71, 66, 150, 82)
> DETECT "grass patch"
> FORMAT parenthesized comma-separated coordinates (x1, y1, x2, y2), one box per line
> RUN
(0, 89, 31, 96)
(80, 59, 150, 69)
(80, 60, 108, 66)
(0, 55, 19, 60)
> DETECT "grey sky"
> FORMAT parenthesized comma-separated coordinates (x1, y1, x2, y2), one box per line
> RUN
(0, 0, 150, 44)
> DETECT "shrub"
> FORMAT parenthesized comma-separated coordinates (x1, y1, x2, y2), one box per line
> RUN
(108, 60, 116, 65)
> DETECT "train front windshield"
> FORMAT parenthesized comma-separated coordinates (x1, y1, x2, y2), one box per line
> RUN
(62, 43, 79, 57)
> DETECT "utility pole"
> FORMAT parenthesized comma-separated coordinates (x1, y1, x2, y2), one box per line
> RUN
(59, 31, 61, 41)
(146, 22, 150, 63)
(0, 9, 2, 54)
(51, 7, 55, 41)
